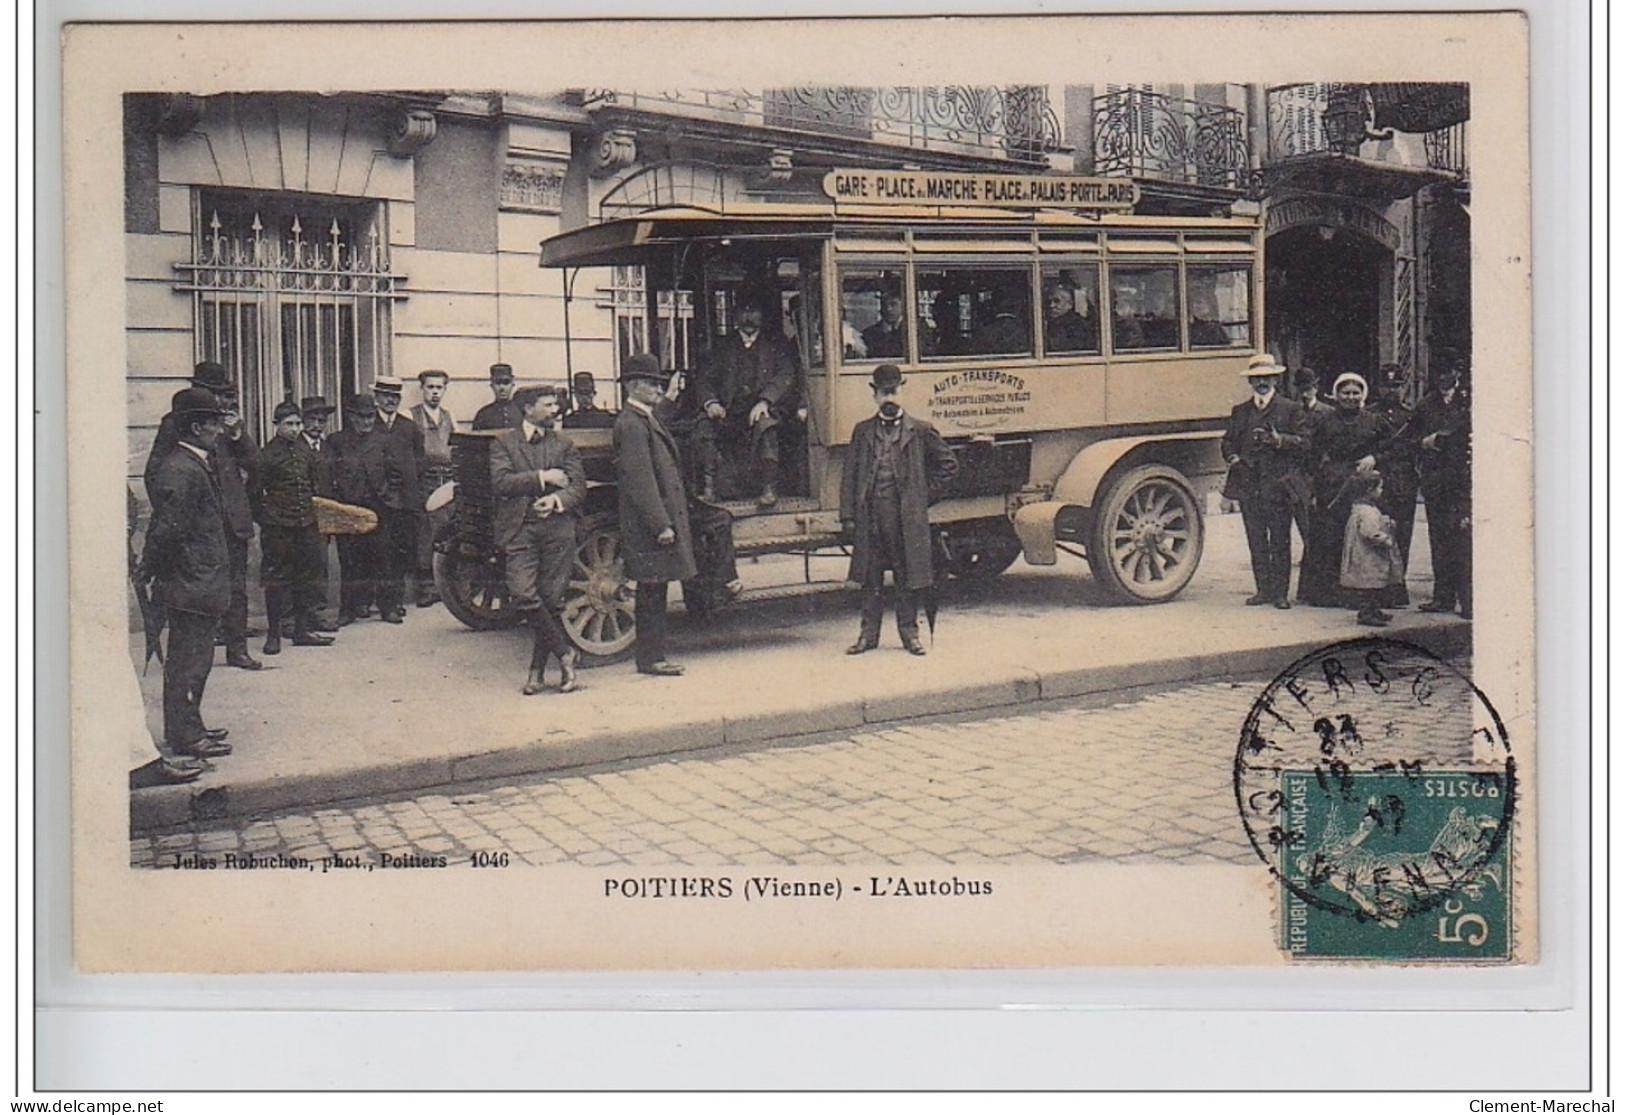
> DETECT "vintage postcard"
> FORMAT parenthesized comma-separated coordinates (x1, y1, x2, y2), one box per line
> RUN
(64, 13, 1535, 973)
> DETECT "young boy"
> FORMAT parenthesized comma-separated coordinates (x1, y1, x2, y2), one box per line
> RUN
(1340, 470, 1404, 627)
(249, 401, 334, 654)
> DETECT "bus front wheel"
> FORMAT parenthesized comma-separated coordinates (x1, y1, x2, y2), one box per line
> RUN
(1086, 465, 1203, 604)
(562, 512, 638, 665)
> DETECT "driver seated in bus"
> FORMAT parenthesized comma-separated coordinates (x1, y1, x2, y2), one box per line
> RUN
(695, 299, 799, 507)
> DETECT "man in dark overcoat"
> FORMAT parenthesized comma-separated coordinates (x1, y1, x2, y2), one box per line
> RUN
(141, 388, 236, 761)
(840, 363, 959, 656)
(249, 401, 335, 655)
(369, 376, 424, 623)
(614, 354, 697, 677)
(1415, 363, 1472, 617)
(491, 385, 587, 694)
(144, 361, 261, 670)
(1220, 353, 1310, 609)
(695, 302, 799, 506)
(326, 395, 386, 623)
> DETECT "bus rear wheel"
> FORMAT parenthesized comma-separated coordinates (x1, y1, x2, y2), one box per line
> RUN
(937, 519, 1024, 581)
(1086, 465, 1203, 604)
(435, 547, 522, 631)
(562, 512, 637, 665)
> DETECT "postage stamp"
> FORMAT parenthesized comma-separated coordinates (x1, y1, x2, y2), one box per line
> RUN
(56, 13, 1537, 974)
(1233, 636, 1515, 961)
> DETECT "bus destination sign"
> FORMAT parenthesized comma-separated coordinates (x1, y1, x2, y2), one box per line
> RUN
(822, 169, 1139, 210)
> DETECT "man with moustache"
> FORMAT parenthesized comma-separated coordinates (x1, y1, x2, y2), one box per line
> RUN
(840, 363, 958, 657)
(472, 363, 522, 431)
(369, 376, 424, 623)
(141, 388, 237, 762)
(695, 300, 798, 506)
(1221, 353, 1310, 609)
(491, 385, 587, 695)
(144, 361, 261, 670)
(326, 393, 387, 624)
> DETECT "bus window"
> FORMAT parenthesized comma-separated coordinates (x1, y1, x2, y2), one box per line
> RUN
(917, 264, 1033, 359)
(840, 266, 907, 363)
(1186, 264, 1252, 349)
(1109, 264, 1179, 352)
(1040, 266, 1101, 356)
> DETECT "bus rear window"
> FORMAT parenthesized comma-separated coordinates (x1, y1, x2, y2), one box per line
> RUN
(1109, 264, 1179, 352)
(1187, 264, 1252, 349)
(916, 265, 1033, 359)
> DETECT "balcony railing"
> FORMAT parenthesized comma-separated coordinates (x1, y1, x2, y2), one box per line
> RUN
(1090, 88, 1248, 191)
(577, 86, 1065, 166)
(1266, 83, 1467, 176)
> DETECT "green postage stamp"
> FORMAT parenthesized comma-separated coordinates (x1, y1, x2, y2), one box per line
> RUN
(1235, 637, 1515, 962)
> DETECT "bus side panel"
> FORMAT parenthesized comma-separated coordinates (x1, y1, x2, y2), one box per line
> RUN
(1104, 353, 1249, 426)
(829, 360, 1109, 445)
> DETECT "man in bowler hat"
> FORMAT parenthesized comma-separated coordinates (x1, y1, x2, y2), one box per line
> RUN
(491, 385, 587, 694)
(1220, 353, 1310, 609)
(840, 364, 958, 656)
(562, 371, 616, 429)
(614, 354, 699, 676)
(141, 387, 236, 761)
(143, 361, 261, 669)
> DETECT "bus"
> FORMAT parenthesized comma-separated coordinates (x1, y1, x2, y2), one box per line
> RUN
(434, 170, 1263, 662)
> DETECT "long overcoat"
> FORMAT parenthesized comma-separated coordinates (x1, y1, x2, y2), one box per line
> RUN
(143, 447, 231, 617)
(144, 413, 256, 540)
(371, 414, 424, 511)
(613, 404, 698, 584)
(840, 411, 958, 591)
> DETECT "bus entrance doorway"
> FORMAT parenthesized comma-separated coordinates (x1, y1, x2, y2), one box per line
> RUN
(1265, 224, 1390, 396)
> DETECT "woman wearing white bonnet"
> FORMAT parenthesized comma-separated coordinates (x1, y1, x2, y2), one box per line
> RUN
(1300, 369, 1398, 607)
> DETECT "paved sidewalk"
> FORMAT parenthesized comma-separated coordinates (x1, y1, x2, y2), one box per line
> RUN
(130, 508, 1469, 832)
(129, 670, 1484, 869)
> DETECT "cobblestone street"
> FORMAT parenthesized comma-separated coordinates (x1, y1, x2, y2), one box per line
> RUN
(132, 679, 1300, 870)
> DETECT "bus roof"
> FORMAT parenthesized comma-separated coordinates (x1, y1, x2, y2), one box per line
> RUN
(538, 203, 1260, 269)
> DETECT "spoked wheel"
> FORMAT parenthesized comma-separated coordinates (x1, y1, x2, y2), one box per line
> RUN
(1086, 464, 1204, 604)
(435, 547, 522, 630)
(562, 513, 637, 665)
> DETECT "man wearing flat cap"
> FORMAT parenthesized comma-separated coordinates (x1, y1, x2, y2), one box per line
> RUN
(840, 364, 957, 656)
(562, 371, 616, 429)
(143, 361, 261, 670)
(140, 387, 236, 762)
(1221, 353, 1310, 609)
(472, 363, 523, 431)
(613, 354, 698, 676)
(492, 384, 587, 694)
(249, 401, 335, 655)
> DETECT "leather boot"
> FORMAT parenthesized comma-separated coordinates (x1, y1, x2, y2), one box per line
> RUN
(262, 588, 285, 655)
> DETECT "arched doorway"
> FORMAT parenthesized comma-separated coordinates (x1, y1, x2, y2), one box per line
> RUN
(1266, 224, 1392, 394)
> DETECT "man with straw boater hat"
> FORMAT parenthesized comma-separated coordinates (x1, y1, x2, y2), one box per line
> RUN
(1221, 352, 1311, 610)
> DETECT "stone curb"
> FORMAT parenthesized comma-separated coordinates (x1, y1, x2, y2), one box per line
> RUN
(131, 622, 1471, 833)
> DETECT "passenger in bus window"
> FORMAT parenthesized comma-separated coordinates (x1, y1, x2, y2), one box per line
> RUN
(861, 292, 908, 360)
(920, 290, 965, 357)
(1043, 279, 1099, 355)
(970, 284, 1031, 356)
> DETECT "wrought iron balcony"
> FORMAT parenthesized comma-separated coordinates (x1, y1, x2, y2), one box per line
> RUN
(1266, 83, 1467, 177)
(576, 86, 1065, 166)
(1090, 88, 1249, 192)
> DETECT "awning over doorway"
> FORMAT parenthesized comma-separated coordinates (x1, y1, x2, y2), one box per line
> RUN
(1265, 154, 1456, 203)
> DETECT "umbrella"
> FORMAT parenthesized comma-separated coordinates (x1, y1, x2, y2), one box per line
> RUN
(131, 564, 166, 671)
